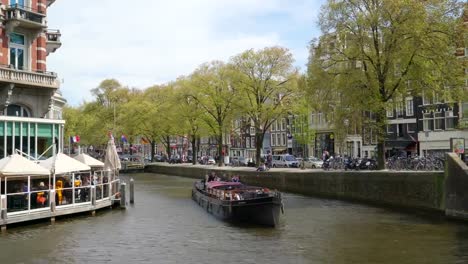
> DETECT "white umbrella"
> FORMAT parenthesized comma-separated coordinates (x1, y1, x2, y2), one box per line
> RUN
(104, 138, 121, 173)
(74, 153, 104, 168)
(39, 153, 91, 174)
(0, 154, 50, 176)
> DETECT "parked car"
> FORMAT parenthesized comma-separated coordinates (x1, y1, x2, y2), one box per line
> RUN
(271, 155, 298, 168)
(207, 157, 216, 165)
(169, 156, 182, 164)
(154, 155, 166, 162)
(303, 157, 323, 169)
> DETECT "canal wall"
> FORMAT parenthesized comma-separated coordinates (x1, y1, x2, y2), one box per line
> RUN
(145, 164, 445, 212)
(445, 153, 468, 219)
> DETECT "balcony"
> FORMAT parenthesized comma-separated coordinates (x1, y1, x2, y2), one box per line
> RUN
(46, 29, 62, 55)
(0, 65, 59, 89)
(47, 0, 56, 7)
(5, 5, 46, 31)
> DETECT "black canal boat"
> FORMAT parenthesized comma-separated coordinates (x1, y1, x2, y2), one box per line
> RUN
(192, 180, 283, 227)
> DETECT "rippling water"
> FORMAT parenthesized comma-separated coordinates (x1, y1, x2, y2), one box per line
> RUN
(1, 173, 468, 264)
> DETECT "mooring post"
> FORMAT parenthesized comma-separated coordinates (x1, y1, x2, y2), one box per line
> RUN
(49, 190, 56, 213)
(130, 178, 134, 204)
(120, 182, 126, 209)
(91, 186, 96, 206)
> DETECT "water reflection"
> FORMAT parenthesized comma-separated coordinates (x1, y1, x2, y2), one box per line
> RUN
(0, 173, 467, 264)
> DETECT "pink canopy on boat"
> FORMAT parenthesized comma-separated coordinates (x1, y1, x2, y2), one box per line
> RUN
(207, 181, 242, 189)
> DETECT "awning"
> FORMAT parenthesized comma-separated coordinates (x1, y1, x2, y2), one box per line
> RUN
(385, 140, 415, 149)
(74, 153, 104, 168)
(0, 154, 50, 176)
(39, 153, 91, 174)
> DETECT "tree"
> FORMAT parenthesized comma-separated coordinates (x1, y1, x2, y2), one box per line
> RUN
(189, 61, 236, 166)
(310, 0, 466, 169)
(230, 46, 299, 166)
(120, 84, 177, 162)
(174, 77, 208, 164)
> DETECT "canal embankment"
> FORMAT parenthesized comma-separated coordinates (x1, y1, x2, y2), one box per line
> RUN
(146, 153, 468, 219)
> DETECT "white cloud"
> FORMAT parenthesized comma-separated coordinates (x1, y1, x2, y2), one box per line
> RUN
(47, 0, 325, 105)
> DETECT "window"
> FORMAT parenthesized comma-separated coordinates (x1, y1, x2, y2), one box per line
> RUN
(397, 124, 404, 138)
(423, 113, 433, 131)
(387, 124, 395, 134)
(386, 103, 394, 118)
(6, 104, 29, 117)
(371, 129, 377, 144)
(310, 114, 316, 125)
(246, 138, 250, 148)
(9, 33, 26, 70)
(250, 137, 255, 148)
(406, 97, 414, 116)
(422, 92, 431, 105)
(395, 100, 404, 117)
(249, 127, 255, 135)
(11, 0, 25, 7)
(271, 133, 276, 146)
(463, 103, 468, 119)
(445, 111, 456, 130)
(282, 133, 286, 146)
(281, 118, 286, 131)
(434, 112, 444, 130)
(318, 113, 323, 124)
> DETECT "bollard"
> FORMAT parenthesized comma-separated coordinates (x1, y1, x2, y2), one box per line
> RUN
(130, 178, 134, 204)
(49, 190, 56, 212)
(119, 182, 126, 209)
(91, 186, 96, 206)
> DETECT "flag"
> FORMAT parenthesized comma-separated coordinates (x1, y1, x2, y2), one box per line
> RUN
(70, 135, 80, 143)
(141, 137, 149, 144)
(121, 134, 128, 143)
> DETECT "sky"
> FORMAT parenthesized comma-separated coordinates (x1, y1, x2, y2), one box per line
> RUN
(47, 0, 326, 106)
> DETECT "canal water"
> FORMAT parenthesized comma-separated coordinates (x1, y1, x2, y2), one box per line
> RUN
(1, 173, 468, 264)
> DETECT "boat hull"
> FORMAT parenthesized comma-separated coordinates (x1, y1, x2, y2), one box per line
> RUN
(192, 186, 282, 227)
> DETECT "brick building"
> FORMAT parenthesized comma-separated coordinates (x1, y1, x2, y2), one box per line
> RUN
(0, 0, 65, 159)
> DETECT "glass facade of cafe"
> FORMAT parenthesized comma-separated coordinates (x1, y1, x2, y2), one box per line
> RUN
(0, 118, 64, 159)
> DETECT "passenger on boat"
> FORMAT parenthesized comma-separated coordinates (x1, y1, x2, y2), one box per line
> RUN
(207, 172, 216, 182)
(36, 182, 47, 207)
(231, 175, 240, 182)
(56, 180, 63, 205)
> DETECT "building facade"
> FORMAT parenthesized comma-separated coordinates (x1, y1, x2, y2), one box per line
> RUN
(0, 0, 64, 159)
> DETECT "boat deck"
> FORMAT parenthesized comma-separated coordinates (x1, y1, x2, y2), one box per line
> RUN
(1, 198, 118, 226)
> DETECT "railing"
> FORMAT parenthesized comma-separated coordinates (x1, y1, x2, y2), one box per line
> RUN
(46, 29, 61, 42)
(6, 4, 46, 25)
(0, 65, 59, 88)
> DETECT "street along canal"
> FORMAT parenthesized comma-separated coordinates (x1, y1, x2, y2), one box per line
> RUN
(1, 173, 468, 264)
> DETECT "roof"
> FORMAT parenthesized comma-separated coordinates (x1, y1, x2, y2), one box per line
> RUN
(74, 153, 104, 168)
(0, 154, 50, 176)
(207, 181, 242, 189)
(39, 153, 91, 174)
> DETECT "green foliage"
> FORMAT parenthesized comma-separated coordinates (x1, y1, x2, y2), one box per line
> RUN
(309, 0, 467, 168)
(230, 46, 299, 165)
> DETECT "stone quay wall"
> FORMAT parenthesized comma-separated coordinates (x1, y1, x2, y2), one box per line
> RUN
(145, 164, 445, 213)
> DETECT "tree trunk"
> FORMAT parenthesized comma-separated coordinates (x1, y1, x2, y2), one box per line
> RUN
(375, 108, 386, 170)
(255, 132, 264, 167)
(217, 131, 224, 167)
(150, 140, 156, 162)
(191, 136, 197, 165)
(165, 135, 171, 161)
